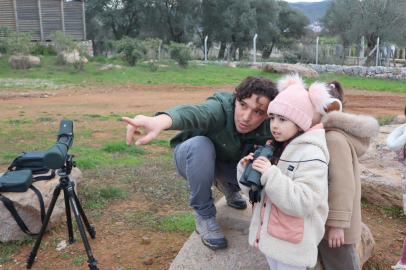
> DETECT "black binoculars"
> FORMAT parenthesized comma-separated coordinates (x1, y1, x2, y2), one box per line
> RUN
(239, 144, 274, 189)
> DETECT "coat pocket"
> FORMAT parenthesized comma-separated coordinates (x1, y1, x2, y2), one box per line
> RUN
(267, 204, 304, 244)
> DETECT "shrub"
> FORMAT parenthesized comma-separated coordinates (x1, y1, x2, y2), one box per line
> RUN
(50, 31, 76, 65)
(32, 43, 57, 56)
(115, 36, 145, 66)
(1, 31, 33, 56)
(169, 42, 191, 68)
(72, 43, 87, 71)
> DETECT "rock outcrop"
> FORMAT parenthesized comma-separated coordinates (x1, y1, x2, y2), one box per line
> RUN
(8, 55, 41, 69)
(170, 196, 374, 270)
(263, 62, 319, 78)
(359, 125, 403, 208)
(0, 168, 83, 242)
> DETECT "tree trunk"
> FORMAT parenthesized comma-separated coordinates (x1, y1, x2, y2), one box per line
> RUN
(218, 42, 226, 59)
(230, 43, 237, 61)
(239, 46, 244, 60)
(262, 44, 274, 59)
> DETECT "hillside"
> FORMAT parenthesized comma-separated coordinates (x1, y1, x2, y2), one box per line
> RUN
(289, 1, 329, 23)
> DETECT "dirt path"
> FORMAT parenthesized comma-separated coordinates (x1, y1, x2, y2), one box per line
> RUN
(1, 84, 406, 119)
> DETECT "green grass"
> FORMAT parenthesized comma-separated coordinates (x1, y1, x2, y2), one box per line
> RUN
(1, 56, 405, 92)
(0, 237, 36, 263)
(376, 116, 396, 126)
(124, 210, 195, 232)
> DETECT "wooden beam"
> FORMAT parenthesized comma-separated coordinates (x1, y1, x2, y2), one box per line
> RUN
(37, 0, 43, 41)
(12, 0, 18, 32)
(61, 0, 65, 33)
(82, 0, 86, 40)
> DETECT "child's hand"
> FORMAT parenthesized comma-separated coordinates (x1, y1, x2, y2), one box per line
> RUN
(328, 227, 345, 248)
(252, 156, 272, 174)
(240, 153, 254, 169)
(265, 140, 273, 145)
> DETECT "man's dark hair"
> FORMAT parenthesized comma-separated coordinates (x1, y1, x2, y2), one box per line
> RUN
(233, 76, 278, 104)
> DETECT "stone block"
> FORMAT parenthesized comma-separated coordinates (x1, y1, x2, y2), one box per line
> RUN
(0, 168, 83, 242)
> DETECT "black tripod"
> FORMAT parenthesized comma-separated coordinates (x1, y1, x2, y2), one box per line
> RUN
(27, 155, 98, 270)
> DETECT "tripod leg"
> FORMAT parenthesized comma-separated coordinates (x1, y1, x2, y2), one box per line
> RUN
(27, 186, 62, 269)
(67, 184, 99, 270)
(73, 189, 96, 239)
(63, 188, 76, 244)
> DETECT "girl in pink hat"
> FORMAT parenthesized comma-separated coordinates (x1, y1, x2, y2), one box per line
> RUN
(238, 74, 332, 269)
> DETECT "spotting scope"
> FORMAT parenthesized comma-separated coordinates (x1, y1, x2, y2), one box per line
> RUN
(44, 119, 74, 169)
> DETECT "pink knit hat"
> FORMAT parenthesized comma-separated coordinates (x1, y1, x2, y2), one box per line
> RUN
(267, 74, 332, 131)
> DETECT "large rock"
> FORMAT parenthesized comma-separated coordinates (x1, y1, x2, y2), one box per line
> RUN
(0, 168, 83, 242)
(309, 223, 375, 270)
(170, 197, 374, 270)
(8, 55, 41, 69)
(60, 49, 88, 63)
(263, 62, 319, 78)
(359, 125, 403, 208)
(392, 115, 406, 124)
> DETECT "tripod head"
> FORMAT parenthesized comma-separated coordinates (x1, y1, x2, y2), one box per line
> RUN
(57, 154, 76, 177)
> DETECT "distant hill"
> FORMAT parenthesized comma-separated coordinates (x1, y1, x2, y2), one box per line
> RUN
(289, 1, 329, 23)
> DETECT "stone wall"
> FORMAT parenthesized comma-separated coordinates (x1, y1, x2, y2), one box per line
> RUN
(303, 64, 406, 80)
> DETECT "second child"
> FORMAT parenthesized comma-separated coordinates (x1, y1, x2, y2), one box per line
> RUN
(238, 74, 331, 269)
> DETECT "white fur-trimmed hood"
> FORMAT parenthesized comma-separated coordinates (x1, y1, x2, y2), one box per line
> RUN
(321, 111, 379, 138)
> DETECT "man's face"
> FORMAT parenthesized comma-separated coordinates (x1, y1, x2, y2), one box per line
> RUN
(234, 94, 271, 133)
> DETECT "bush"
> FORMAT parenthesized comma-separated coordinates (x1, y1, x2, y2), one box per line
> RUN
(32, 43, 57, 56)
(0, 26, 12, 54)
(1, 31, 33, 56)
(50, 31, 76, 65)
(169, 42, 191, 68)
(115, 37, 145, 66)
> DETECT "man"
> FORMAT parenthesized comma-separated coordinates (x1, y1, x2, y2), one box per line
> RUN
(123, 76, 277, 250)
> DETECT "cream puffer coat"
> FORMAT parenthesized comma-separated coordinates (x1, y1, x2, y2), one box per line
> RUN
(237, 126, 329, 268)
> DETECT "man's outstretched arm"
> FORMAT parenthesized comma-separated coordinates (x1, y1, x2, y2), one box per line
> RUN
(122, 114, 173, 146)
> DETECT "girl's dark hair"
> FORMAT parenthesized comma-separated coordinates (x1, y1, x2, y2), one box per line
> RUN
(327, 80, 344, 103)
(233, 76, 278, 104)
(271, 131, 304, 161)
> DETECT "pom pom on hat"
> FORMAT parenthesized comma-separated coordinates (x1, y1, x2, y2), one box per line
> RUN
(308, 82, 331, 116)
(277, 73, 305, 93)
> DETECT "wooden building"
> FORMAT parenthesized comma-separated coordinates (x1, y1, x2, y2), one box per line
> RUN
(0, 0, 86, 41)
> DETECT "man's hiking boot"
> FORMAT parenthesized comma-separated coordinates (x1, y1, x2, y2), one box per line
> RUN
(214, 179, 247, 209)
(194, 213, 228, 250)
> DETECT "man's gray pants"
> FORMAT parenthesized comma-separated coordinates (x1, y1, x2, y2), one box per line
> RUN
(173, 136, 240, 218)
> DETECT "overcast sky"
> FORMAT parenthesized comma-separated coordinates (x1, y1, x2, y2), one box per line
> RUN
(285, 0, 325, 2)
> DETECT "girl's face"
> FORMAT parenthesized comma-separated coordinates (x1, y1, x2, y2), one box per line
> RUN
(269, 114, 302, 142)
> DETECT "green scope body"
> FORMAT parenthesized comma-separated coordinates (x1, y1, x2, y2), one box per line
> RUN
(239, 144, 274, 188)
(44, 119, 74, 169)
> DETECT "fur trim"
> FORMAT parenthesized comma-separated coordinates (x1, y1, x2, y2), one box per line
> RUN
(277, 73, 305, 93)
(308, 82, 332, 116)
(321, 111, 379, 138)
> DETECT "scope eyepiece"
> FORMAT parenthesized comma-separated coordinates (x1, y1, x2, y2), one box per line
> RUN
(44, 119, 74, 169)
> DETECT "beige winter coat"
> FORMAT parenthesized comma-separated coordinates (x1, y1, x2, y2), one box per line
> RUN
(237, 127, 329, 268)
(321, 111, 379, 244)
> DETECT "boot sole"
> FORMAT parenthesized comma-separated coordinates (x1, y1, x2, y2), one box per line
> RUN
(195, 229, 228, 249)
(227, 202, 247, 210)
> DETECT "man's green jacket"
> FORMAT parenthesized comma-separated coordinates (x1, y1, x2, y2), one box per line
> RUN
(156, 92, 273, 164)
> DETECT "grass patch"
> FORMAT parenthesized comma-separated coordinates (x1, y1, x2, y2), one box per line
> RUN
(36, 117, 54, 122)
(0, 237, 36, 263)
(145, 138, 171, 148)
(124, 210, 194, 232)
(376, 116, 396, 126)
(102, 140, 147, 155)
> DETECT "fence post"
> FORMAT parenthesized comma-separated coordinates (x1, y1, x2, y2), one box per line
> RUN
(316, 37, 319, 65)
(253, 34, 258, 63)
(158, 41, 161, 60)
(204, 36, 208, 62)
(360, 36, 364, 58)
(376, 37, 380, 67)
